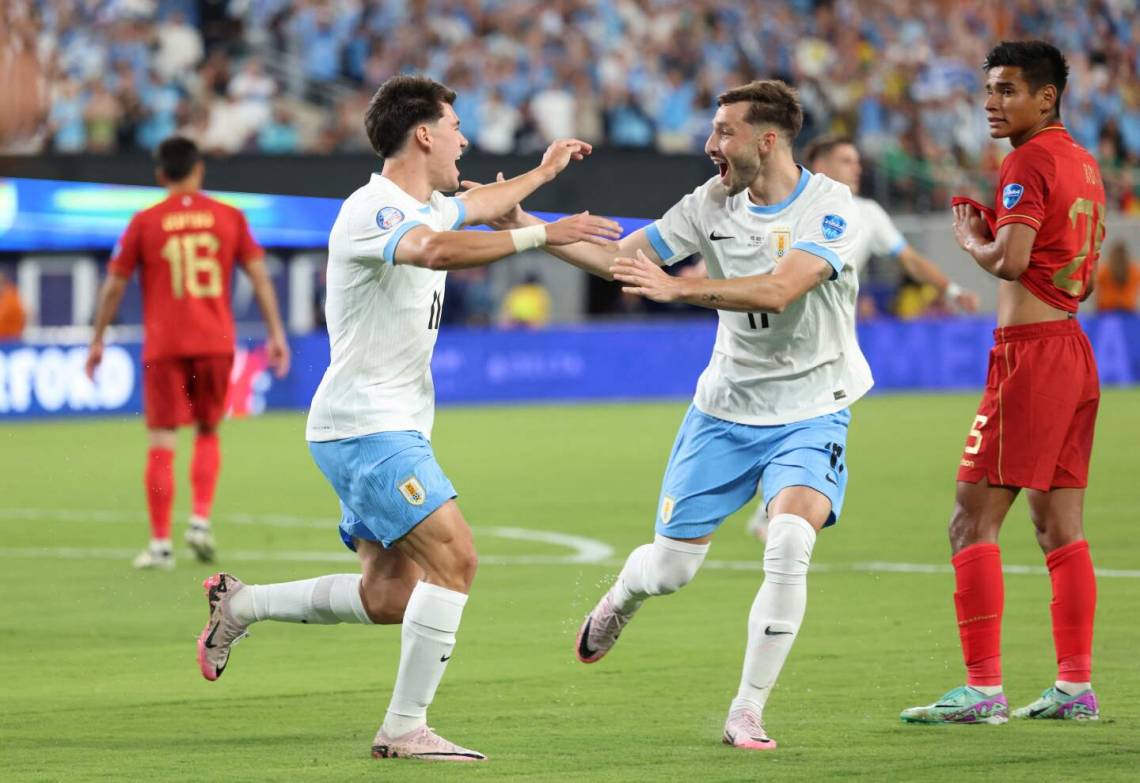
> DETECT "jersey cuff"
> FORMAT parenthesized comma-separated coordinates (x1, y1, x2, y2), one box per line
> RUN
(646, 222, 677, 263)
(791, 240, 842, 280)
(449, 197, 467, 229)
(995, 213, 1042, 229)
(887, 237, 907, 257)
(382, 220, 427, 264)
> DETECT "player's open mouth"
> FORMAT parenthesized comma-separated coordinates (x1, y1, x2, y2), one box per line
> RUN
(715, 161, 729, 180)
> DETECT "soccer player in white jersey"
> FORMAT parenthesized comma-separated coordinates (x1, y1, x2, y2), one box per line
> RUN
(193, 75, 620, 762)
(744, 135, 981, 540)
(478, 80, 871, 750)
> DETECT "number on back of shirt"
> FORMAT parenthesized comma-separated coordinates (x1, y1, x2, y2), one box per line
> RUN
(747, 313, 770, 329)
(428, 290, 443, 330)
(161, 232, 222, 299)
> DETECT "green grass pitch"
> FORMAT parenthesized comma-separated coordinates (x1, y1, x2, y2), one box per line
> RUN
(2, 391, 1138, 781)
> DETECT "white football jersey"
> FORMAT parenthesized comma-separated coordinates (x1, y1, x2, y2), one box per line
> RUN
(849, 195, 908, 275)
(646, 168, 873, 425)
(306, 174, 466, 442)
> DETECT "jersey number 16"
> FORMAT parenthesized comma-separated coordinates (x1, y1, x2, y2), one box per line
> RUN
(161, 232, 223, 299)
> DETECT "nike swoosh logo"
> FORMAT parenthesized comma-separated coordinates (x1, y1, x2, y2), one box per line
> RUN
(204, 622, 221, 649)
(709, 231, 734, 241)
(440, 655, 451, 662)
(825, 474, 838, 486)
(764, 626, 793, 636)
(578, 617, 598, 658)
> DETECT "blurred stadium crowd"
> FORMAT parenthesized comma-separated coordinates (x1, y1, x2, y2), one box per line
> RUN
(5, 0, 1140, 211)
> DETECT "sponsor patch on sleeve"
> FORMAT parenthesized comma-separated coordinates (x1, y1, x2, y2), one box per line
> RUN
(1002, 183, 1023, 209)
(376, 206, 406, 234)
(820, 213, 847, 241)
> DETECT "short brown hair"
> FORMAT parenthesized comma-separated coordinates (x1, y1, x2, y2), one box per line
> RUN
(802, 134, 856, 168)
(717, 80, 803, 141)
(365, 75, 457, 159)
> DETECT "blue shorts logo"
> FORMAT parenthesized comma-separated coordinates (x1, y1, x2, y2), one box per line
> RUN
(821, 214, 847, 241)
(1002, 184, 1024, 209)
(376, 206, 405, 233)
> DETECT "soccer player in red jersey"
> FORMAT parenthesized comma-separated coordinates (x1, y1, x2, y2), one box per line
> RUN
(902, 41, 1104, 724)
(85, 137, 290, 570)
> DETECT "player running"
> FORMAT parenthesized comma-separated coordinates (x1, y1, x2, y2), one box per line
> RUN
(86, 136, 290, 570)
(747, 134, 980, 540)
(902, 41, 1104, 725)
(477, 80, 872, 750)
(195, 75, 620, 762)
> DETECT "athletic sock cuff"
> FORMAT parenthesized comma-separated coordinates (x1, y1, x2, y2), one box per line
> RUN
(405, 581, 467, 633)
(1045, 539, 1089, 570)
(951, 542, 1001, 568)
(652, 533, 710, 555)
(768, 513, 816, 540)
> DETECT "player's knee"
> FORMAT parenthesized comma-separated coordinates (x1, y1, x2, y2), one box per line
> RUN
(645, 536, 707, 595)
(360, 576, 415, 624)
(763, 514, 816, 585)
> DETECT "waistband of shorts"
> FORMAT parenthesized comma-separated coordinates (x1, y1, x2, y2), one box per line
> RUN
(993, 317, 1080, 344)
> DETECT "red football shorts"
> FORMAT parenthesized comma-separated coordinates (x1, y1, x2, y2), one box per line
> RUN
(143, 354, 234, 430)
(957, 319, 1099, 491)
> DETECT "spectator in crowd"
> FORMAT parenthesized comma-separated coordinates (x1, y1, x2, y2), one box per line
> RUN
(0, 271, 27, 341)
(501, 274, 552, 329)
(1095, 241, 1140, 313)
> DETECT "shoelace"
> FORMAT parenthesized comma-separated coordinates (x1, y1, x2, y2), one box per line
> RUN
(733, 711, 768, 740)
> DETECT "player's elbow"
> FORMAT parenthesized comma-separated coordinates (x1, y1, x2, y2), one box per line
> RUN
(755, 283, 792, 314)
(994, 255, 1029, 281)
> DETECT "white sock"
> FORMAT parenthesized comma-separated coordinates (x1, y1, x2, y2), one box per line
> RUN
(151, 538, 172, 552)
(732, 514, 815, 716)
(970, 684, 1003, 696)
(382, 581, 468, 738)
(611, 534, 709, 614)
(1056, 680, 1091, 695)
(227, 574, 372, 625)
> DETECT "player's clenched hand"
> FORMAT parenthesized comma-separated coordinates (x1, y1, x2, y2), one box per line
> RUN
(953, 288, 981, 313)
(953, 203, 992, 252)
(611, 249, 680, 303)
(459, 172, 528, 229)
(266, 333, 291, 378)
(539, 138, 593, 178)
(545, 211, 621, 247)
(85, 341, 103, 381)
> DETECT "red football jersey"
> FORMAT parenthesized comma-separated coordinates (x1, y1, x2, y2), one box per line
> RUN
(108, 192, 261, 361)
(994, 126, 1106, 312)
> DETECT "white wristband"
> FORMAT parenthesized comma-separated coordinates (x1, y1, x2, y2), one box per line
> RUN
(946, 282, 964, 300)
(510, 224, 547, 253)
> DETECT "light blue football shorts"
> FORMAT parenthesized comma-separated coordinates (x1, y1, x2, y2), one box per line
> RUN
(308, 431, 457, 551)
(655, 404, 851, 540)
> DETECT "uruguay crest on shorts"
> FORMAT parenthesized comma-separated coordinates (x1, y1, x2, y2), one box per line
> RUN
(398, 476, 426, 506)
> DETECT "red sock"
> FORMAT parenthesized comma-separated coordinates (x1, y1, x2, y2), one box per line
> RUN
(191, 433, 221, 519)
(1046, 540, 1096, 683)
(952, 543, 1004, 687)
(145, 447, 174, 541)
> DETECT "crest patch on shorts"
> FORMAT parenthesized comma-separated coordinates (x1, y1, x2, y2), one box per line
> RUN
(376, 206, 405, 233)
(398, 476, 426, 506)
(660, 495, 675, 525)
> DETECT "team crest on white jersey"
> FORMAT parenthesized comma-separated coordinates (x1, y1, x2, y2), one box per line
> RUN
(660, 495, 675, 524)
(1002, 184, 1023, 209)
(398, 476, 426, 506)
(769, 228, 792, 257)
(376, 206, 405, 233)
(821, 214, 847, 240)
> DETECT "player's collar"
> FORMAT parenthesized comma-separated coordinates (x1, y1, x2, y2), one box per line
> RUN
(1025, 124, 1067, 141)
(745, 166, 811, 215)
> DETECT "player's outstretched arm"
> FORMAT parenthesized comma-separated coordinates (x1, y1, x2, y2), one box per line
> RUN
(85, 273, 129, 379)
(896, 245, 980, 312)
(393, 213, 621, 271)
(457, 139, 593, 227)
(242, 258, 291, 378)
(953, 203, 1036, 280)
(612, 248, 831, 312)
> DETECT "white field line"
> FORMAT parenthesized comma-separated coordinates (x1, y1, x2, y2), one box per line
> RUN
(1, 508, 1138, 578)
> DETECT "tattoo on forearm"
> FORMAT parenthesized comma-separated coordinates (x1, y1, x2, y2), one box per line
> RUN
(703, 293, 723, 303)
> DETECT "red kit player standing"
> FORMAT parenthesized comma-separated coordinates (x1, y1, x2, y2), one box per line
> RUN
(902, 41, 1104, 724)
(86, 137, 290, 570)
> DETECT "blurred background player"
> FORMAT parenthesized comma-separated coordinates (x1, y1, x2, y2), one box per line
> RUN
(85, 136, 290, 569)
(487, 80, 872, 750)
(902, 41, 1104, 725)
(748, 134, 982, 541)
(1095, 240, 1139, 312)
(194, 75, 620, 763)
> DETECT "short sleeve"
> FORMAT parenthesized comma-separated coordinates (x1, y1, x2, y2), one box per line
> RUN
(862, 199, 907, 257)
(430, 192, 467, 230)
(107, 214, 142, 278)
(352, 203, 427, 265)
(234, 209, 262, 266)
(790, 190, 859, 280)
(646, 183, 707, 266)
(995, 146, 1054, 232)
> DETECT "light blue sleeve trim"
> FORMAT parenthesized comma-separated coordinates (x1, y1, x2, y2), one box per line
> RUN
(887, 237, 907, 257)
(791, 240, 843, 280)
(645, 222, 676, 263)
(382, 220, 427, 264)
(449, 197, 467, 229)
